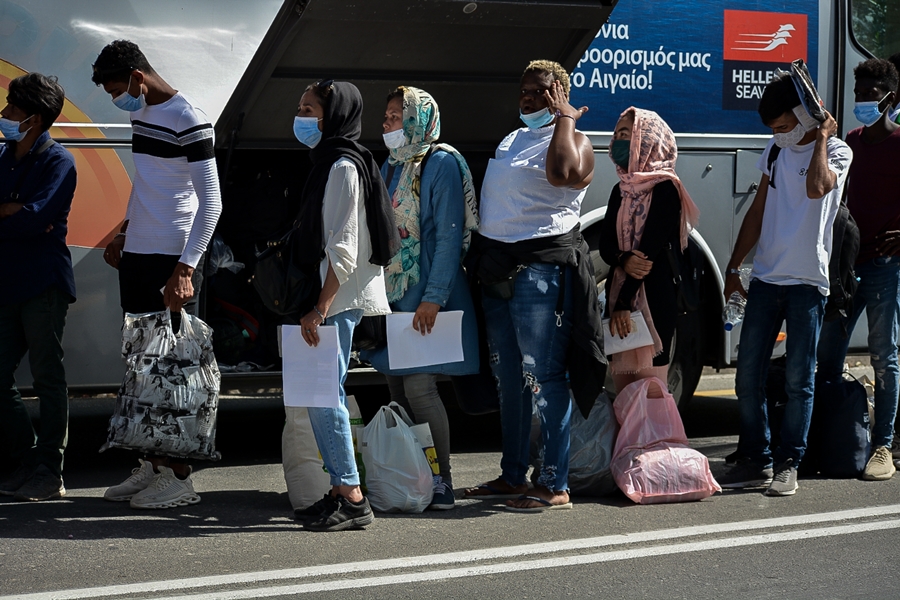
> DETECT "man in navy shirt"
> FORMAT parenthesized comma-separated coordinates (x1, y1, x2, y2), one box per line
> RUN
(0, 73, 77, 502)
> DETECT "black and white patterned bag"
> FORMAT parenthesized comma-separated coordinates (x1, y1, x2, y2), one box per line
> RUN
(101, 310, 221, 460)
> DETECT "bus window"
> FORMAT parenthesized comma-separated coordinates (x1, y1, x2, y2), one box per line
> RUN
(850, 0, 900, 58)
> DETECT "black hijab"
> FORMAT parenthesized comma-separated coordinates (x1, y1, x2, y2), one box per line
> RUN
(294, 81, 399, 269)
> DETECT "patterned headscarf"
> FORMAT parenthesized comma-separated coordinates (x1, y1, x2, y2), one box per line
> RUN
(384, 86, 479, 302)
(607, 107, 700, 374)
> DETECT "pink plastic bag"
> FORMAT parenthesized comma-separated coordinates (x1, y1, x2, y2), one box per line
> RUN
(611, 378, 721, 504)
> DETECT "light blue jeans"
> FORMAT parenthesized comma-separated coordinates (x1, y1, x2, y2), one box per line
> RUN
(307, 308, 363, 487)
(482, 263, 574, 492)
(817, 255, 900, 448)
(735, 280, 825, 468)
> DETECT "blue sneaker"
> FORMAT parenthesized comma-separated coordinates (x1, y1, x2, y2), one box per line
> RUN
(428, 476, 455, 510)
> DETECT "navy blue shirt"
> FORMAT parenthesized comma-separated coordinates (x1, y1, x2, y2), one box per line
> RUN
(0, 130, 77, 305)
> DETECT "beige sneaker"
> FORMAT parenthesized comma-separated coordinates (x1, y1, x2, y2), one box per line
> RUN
(104, 459, 156, 501)
(130, 466, 200, 509)
(862, 446, 896, 481)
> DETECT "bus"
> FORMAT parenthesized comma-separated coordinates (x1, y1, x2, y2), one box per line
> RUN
(4, 0, 894, 406)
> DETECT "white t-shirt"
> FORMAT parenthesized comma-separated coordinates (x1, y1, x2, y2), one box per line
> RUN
(752, 136, 852, 295)
(479, 126, 587, 243)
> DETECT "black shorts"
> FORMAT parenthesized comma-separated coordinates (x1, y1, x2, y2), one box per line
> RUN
(118, 252, 203, 316)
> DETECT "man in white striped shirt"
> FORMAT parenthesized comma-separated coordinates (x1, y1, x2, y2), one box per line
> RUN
(92, 40, 222, 510)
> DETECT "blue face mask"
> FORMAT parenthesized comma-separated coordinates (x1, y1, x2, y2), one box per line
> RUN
(853, 93, 889, 127)
(519, 107, 554, 130)
(293, 116, 322, 148)
(112, 75, 147, 112)
(0, 115, 33, 141)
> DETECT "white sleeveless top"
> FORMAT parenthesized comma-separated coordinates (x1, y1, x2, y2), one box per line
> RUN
(479, 125, 588, 243)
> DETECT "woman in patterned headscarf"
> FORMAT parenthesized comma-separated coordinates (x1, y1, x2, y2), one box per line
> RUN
(362, 86, 480, 511)
(599, 107, 700, 395)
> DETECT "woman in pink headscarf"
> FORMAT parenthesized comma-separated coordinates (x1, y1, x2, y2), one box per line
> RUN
(598, 107, 700, 395)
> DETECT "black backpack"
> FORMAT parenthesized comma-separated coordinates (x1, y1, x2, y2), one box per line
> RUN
(767, 144, 859, 324)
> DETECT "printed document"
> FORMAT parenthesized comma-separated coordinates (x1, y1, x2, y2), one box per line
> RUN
(281, 325, 340, 408)
(387, 311, 464, 370)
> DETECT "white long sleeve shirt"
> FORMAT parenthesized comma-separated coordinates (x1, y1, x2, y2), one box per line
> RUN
(124, 93, 222, 268)
(319, 159, 390, 317)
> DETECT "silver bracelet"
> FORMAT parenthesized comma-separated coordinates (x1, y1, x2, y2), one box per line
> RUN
(115, 232, 126, 238)
(726, 268, 742, 276)
(314, 306, 326, 322)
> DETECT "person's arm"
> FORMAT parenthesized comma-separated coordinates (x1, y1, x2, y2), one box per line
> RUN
(805, 111, 839, 199)
(0, 155, 76, 240)
(300, 160, 360, 346)
(543, 80, 595, 189)
(598, 186, 623, 267)
(724, 173, 770, 300)
(414, 152, 465, 334)
(615, 183, 681, 310)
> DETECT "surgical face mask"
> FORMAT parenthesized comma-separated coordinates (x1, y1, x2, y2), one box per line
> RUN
(112, 76, 147, 112)
(519, 107, 554, 130)
(382, 128, 406, 149)
(773, 122, 806, 148)
(853, 93, 890, 127)
(0, 115, 32, 142)
(610, 139, 630, 170)
(889, 104, 900, 124)
(293, 116, 322, 148)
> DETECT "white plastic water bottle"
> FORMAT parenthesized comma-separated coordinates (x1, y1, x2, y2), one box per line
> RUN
(723, 267, 752, 331)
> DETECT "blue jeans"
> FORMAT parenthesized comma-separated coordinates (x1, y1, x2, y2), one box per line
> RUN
(735, 280, 825, 468)
(307, 308, 363, 487)
(817, 256, 900, 448)
(0, 287, 70, 477)
(482, 263, 573, 492)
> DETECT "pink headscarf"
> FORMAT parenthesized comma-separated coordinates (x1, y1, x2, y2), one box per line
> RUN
(607, 107, 700, 374)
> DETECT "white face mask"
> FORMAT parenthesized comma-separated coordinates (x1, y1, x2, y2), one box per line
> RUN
(382, 128, 406, 149)
(773, 122, 806, 148)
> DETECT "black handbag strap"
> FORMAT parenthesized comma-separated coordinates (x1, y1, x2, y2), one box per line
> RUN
(9, 138, 55, 201)
(555, 265, 566, 327)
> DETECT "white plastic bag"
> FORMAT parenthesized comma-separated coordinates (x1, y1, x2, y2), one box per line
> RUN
(102, 310, 221, 460)
(361, 402, 434, 513)
(569, 393, 619, 496)
(282, 395, 363, 511)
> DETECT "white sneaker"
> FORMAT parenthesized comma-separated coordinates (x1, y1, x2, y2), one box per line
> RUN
(130, 466, 200, 509)
(104, 459, 156, 501)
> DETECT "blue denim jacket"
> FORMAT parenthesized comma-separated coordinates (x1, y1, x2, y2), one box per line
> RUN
(362, 150, 479, 376)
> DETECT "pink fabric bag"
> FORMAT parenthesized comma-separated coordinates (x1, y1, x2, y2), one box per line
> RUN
(611, 377, 721, 504)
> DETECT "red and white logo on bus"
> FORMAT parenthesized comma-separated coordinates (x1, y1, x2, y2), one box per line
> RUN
(723, 10, 807, 63)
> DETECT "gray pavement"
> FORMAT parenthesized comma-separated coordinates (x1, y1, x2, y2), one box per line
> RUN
(0, 367, 897, 599)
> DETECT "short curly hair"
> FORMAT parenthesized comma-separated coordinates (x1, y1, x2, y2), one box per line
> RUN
(7, 73, 65, 131)
(523, 59, 570, 96)
(91, 40, 154, 86)
(854, 58, 899, 94)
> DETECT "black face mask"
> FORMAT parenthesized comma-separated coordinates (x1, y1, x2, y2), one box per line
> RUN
(611, 139, 630, 170)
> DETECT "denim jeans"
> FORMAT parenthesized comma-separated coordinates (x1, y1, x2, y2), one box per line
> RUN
(386, 373, 452, 484)
(735, 280, 825, 468)
(482, 263, 573, 491)
(817, 255, 900, 448)
(307, 308, 363, 487)
(0, 287, 70, 477)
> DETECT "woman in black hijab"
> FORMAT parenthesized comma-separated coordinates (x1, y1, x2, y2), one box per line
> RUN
(290, 80, 398, 532)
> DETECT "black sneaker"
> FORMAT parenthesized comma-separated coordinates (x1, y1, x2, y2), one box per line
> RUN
(718, 460, 774, 489)
(304, 495, 374, 532)
(0, 463, 36, 496)
(891, 431, 900, 461)
(765, 459, 798, 496)
(724, 449, 745, 466)
(293, 493, 338, 521)
(13, 465, 65, 502)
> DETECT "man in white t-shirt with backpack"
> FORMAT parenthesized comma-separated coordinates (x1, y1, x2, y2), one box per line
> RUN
(719, 73, 852, 496)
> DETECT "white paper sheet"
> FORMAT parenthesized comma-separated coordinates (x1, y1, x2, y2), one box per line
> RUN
(281, 325, 340, 408)
(387, 311, 465, 370)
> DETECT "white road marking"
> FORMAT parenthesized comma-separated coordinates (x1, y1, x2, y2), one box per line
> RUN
(4, 504, 898, 600)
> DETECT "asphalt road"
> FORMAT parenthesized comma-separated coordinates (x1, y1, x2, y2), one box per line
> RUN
(1, 368, 898, 600)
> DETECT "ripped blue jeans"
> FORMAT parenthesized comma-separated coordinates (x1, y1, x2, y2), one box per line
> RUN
(482, 263, 573, 492)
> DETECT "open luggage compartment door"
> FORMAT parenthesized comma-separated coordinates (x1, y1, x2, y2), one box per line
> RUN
(216, 0, 618, 151)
